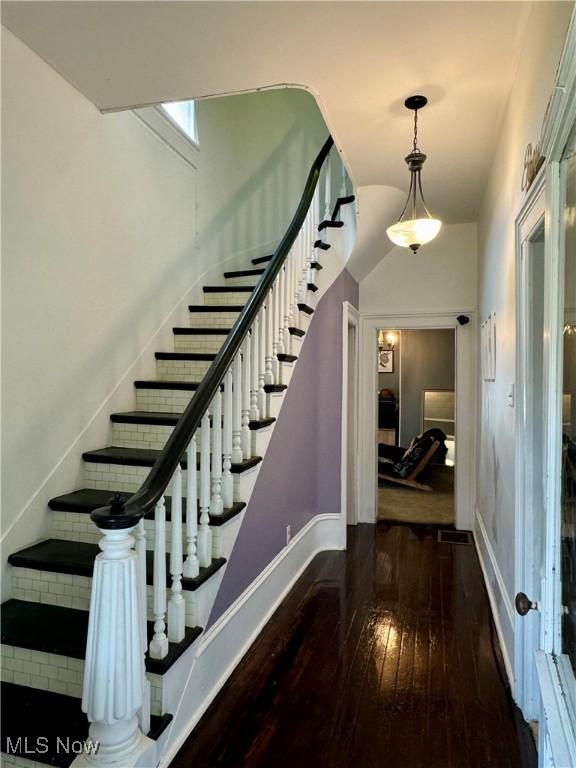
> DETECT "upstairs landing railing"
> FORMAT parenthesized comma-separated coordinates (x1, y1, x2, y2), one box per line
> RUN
(79, 135, 353, 766)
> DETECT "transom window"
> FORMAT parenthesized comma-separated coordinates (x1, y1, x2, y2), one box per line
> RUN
(161, 100, 198, 144)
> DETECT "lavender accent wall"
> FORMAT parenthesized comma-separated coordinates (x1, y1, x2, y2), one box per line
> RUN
(209, 268, 359, 623)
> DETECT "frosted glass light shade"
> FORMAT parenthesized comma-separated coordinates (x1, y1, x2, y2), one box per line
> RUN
(386, 217, 442, 250)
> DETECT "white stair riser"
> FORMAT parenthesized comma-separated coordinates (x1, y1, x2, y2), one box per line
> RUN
(84, 461, 257, 504)
(1, 644, 84, 700)
(204, 291, 251, 306)
(189, 310, 241, 328)
(266, 392, 285, 419)
(174, 335, 228, 354)
(111, 420, 273, 453)
(0, 645, 163, 716)
(11, 566, 200, 629)
(136, 387, 195, 414)
(157, 358, 212, 381)
(224, 275, 259, 287)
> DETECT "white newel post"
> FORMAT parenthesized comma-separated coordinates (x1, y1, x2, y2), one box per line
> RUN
(183, 435, 199, 579)
(149, 498, 168, 660)
(77, 525, 155, 767)
(134, 519, 150, 736)
(222, 369, 234, 509)
(197, 410, 212, 567)
(167, 465, 185, 643)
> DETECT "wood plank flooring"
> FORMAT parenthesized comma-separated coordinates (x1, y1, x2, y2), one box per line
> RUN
(171, 523, 536, 768)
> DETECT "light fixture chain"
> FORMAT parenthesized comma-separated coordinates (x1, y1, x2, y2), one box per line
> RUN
(413, 109, 419, 152)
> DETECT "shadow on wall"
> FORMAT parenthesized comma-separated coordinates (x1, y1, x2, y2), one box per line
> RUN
(196, 88, 329, 266)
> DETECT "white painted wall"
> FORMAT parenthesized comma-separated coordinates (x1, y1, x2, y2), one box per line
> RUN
(1, 29, 328, 597)
(474, 2, 573, 676)
(359, 222, 478, 314)
(195, 89, 328, 272)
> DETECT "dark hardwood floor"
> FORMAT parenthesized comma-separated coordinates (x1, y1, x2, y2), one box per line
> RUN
(172, 523, 536, 768)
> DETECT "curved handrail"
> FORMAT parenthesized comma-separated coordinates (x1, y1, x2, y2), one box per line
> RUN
(92, 135, 334, 529)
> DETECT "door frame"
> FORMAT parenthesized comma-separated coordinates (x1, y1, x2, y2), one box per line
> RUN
(514, 169, 546, 722)
(357, 311, 477, 532)
(515, 10, 576, 765)
(341, 301, 360, 534)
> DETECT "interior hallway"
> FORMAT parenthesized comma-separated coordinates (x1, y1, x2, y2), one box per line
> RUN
(172, 524, 536, 768)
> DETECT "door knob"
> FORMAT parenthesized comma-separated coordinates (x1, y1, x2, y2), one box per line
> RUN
(515, 592, 538, 616)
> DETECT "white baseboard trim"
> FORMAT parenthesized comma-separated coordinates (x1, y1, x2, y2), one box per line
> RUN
(474, 509, 515, 690)
(158, 512, 343, 767)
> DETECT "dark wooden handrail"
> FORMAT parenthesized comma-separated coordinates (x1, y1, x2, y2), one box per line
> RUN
(92, 135, 334, 529)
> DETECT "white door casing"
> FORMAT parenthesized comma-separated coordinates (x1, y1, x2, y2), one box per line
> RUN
(357, 312, 477, 532)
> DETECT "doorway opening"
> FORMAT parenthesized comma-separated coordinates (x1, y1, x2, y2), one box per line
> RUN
(376, 328, 456, 526)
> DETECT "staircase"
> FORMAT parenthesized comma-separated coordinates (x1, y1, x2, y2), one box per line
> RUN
(1, 137, 355, 768)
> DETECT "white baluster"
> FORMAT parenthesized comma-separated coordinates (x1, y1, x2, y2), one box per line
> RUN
(271, 282, 280, 382)
(324, 151, 332, 220)
(197, 411, 212, 567)
(250, 321, 260, 421)
(134, 519, 150, 736)
(232, 352, 243, 464)
(265, 287, 275, 386)
(282, 267, 291, 353)
(222, 369, 234, 510)
(183, 435, 199, 578)
(241, 334, 252, 456)
(167, 465, 185, 643)
(340, 155, 347, 197)
(210, 390, 223, 517)
(149, 497, 168, 660)
(277, 269, 285, 356)
(80, 524, 154, 767)
(258, 306, 266, 416)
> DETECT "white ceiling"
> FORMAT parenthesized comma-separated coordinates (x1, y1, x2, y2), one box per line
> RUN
(3, 1, 537, 223)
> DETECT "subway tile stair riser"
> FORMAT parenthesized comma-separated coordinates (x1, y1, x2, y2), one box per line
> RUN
(203, 292, 252, 306)
(135, 388, 195, 413)
(223, 276, 259, 287)
(157, 358, 212, 380)
(174, 336, 226, 354)
(0, 645, 163, 715)
(111, 422, 174, 450)
(188, 310, 241, 328)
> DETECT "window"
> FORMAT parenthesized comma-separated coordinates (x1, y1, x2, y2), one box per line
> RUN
(161, 100, 198, 145)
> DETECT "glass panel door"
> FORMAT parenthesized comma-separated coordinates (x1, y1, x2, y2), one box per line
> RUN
(560, 135, 576, 692)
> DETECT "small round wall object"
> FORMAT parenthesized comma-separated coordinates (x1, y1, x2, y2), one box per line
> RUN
(515, 592, 538, 616)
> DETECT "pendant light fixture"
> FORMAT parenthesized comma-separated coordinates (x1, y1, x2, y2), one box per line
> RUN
(386, 95, 442, 253)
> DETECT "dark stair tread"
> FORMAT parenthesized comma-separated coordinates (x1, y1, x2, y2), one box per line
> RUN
(310, 261, 323, 270)
(277, 353, 297, 363)
(189, 305, 245, 312)
(251, 254, 274, 265)
(155, 352, 216, 361)
(0, 600, 201, 675)
(249, 417, 275, 430)
(0, 682, 172, 767)
(313, 239, 331, 250)
(202, 286, 253, 293)
(288, 327, 305, 338)
(318, 219, 344, 232)
(48, 488, 245, 526)
(81, 446, 262, 474)
(223, 268, 265, 278)
(307, 283, 318, 292)
(8, 540, 226, 592)
(331, 194, 355, 221)
(173, 327, 232, 335)
(298, 303, 314, 315)
(264, 384, 287, 393)
(110, 411, 273, 433)
(135, 380, 206, 391)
